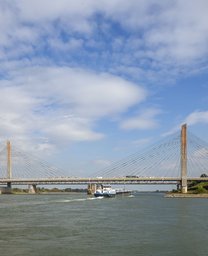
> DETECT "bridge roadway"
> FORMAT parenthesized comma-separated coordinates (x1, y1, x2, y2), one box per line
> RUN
(0, 177, 208, 185)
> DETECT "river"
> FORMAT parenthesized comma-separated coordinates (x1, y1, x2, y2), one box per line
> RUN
(0, 193, 207, 256)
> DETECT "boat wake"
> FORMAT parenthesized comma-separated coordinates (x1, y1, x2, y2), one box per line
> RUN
(128, 195, 135, 198)
(55, 197, 104, 203)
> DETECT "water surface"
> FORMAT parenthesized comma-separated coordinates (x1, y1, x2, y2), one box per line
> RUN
(0, 193, 207, 256)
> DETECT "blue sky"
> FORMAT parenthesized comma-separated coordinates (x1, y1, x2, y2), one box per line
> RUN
(0, 0, 208, 176)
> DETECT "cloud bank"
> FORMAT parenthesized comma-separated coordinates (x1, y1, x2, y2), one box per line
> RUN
(0, 66, 146, 149)
(1, 0, 208, 74)
(0, 0, 208, 152)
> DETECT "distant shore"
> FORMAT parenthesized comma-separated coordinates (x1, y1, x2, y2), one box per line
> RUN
(165, 193, 208, 198)
(10, 191, 87, 195)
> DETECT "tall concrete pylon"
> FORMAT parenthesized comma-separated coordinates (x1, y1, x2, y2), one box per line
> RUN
(181, 124, 187, 193)
(7, 140, 12, 190)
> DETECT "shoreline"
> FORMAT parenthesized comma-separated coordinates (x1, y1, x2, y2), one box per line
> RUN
(165, 193, 208, 198)
(1, 191, 87, 195)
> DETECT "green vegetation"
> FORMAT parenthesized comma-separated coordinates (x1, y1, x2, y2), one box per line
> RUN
(188, 182, 208, 194)
(12, 188, 28, 194)
(11, 187, 87, 194)
(188, 173, 208, 194)
(171, 174, 208, 194)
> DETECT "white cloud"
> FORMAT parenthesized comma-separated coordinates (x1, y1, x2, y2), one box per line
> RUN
(0, 0, 208, 70)
(8, 66, 146, 118)
(184, 111, 208, 125)
(120, 108, 161, 130)
(43, 117, 104, 143)
(0, 86, 37, 136)
(0, 0, 208, 154)
(0, 66, 146, 149)
(164, 110, 208, 136)
(49, 38, 83, 52)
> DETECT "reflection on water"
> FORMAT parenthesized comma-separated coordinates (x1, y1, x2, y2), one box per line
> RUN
(0, 193, 207, 256)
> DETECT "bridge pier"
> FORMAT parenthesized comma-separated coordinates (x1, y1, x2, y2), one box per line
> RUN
(181, 180, 187, 193)
(28, 184, 37, 194)
(87, 184, 97, 195)
(0, 182, 12, 194)
(7, 182, 12, 190)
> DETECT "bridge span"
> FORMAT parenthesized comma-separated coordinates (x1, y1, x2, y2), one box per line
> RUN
(0, 177, 208, 186)
(1, 124, 208, 193)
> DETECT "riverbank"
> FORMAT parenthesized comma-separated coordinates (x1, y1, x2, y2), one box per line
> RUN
(165, 193, 208, 198)
(9, 191, 87, 195)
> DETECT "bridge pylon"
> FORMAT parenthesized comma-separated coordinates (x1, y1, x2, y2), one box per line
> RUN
(7, 140, 12, 192)
(181, 124, 187, 193)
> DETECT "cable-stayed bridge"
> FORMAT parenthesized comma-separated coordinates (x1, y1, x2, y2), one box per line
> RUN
(0, 124, 208, 193)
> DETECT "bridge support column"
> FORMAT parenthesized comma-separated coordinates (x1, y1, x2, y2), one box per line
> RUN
(28, 184, 37, 194)
(87, 184, 97, 195)
(6, 141, 12, 193)
(5, 182, 12, 194)
(7, 182, 12, 189)
(0, 185, 12, 194)
(181, 124, 187, 193)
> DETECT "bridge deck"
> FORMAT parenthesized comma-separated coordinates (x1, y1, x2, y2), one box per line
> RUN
(0, 177, 208, 185)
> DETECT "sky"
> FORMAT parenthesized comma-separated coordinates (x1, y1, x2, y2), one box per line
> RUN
(0, 0, 208, 177)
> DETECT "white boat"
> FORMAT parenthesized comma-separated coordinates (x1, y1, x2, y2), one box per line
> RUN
(94, 185, 116, 198)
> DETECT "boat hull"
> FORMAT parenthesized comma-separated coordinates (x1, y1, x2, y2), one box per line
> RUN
(94, 191, 116, 198)
(94, 185, 116, 198)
